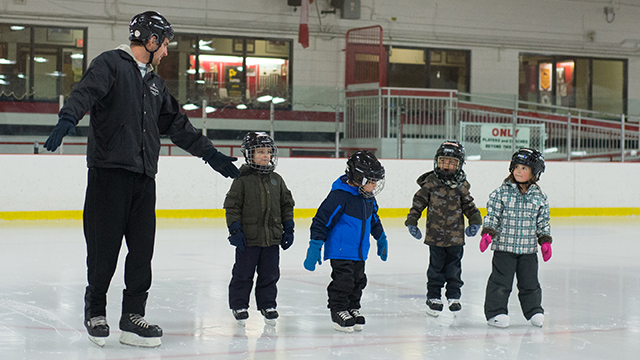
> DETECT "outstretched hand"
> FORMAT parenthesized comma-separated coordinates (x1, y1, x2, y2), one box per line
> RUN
(44, 115, 76, 152)
(205, 149, 240, 178)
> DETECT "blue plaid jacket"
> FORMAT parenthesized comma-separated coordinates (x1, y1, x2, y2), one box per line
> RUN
(483, 181, 551, 254)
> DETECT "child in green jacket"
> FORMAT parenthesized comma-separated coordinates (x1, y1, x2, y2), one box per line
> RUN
(223, 132, 295, 326)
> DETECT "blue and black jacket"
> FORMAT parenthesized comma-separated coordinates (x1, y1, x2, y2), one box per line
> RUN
(310, 175, 384, 261)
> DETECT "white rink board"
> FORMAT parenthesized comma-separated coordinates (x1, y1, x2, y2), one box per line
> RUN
(0, 154, 638, 212)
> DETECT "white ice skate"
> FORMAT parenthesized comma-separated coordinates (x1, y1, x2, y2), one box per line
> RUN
(487, 314, 510, 328)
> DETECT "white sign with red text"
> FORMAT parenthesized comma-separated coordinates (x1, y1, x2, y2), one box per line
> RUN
(480, 124, 530, 151)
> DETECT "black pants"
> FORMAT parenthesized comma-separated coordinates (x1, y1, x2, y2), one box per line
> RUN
(327, 259, 367, 311)
(426, 245, 464, 300)
(228, 245, 280, 311)
(83, 168, 156, 318)
(484, 250, 543, 320)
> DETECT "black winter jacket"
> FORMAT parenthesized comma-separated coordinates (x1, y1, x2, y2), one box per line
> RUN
(59, 45, 214, 177)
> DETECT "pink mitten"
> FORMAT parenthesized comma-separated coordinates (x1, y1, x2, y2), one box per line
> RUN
(540, 242, 552, 262)
(479, 233, 492, 252)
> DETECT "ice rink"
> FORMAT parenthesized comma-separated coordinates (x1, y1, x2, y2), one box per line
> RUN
(1, 216, 639, 360)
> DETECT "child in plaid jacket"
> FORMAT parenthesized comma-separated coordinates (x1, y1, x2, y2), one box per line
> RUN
(480, 148, 552, 328)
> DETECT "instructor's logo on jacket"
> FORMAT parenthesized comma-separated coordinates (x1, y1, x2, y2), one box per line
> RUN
(149, 83, 160, 96)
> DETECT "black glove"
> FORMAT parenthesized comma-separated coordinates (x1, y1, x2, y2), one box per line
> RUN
(281, 220, 294, 250)
(204, 148, 240, 178)
(228, 221, 246, 251)
(44, 115, 76, 151)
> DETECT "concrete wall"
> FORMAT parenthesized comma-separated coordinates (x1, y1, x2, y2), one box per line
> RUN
(1, 154, 638, 219)
(3, 0, 640, 113)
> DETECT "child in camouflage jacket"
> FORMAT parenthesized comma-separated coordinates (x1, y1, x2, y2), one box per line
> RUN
(405, 141, 482, 317)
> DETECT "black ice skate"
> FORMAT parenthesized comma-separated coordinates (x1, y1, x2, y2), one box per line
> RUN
(85, 316, 109, 347)
(331, 310, 356, 333)
(260, 308, 279, 326)
(349, 309, 365, 331)
(232, 308, 249, 326)
(426, 298, 444, 317)
(119, 313, 162, 348)
(448, 298, 462, 312)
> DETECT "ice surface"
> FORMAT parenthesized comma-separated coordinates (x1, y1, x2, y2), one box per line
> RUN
(1, 217, 639, 359)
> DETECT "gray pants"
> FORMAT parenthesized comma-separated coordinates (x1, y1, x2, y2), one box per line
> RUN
(484, 251, 543, 320)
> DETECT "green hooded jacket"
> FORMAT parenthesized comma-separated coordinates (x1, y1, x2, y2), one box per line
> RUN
(224, 165, 295, 247)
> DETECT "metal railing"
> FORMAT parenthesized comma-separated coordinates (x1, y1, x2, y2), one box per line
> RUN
(344, 87, 640, 161)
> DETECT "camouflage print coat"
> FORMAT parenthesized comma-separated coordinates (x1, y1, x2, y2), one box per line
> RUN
(405, 171, 482, 247)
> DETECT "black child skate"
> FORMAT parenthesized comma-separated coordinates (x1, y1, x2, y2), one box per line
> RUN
(119, 313, 163, 348)
(85, 316, 109, 347)
(426, 298, 444, 317)
(260, 308, 279, 326)
(331, 310, 356, 333)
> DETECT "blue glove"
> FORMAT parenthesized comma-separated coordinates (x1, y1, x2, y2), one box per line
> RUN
(407, 225, 422, 240)
(204, 148, 240, 179)
(228, 221, 246, 251)
(465, 224, 481, 237)
(44, 115, 76, 151)
(303, 239, 323, 271)
(376, 232, 388, 261)
(281, 220, 294, 250)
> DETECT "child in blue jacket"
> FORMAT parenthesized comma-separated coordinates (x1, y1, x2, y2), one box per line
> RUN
(303, 150, 388, 333)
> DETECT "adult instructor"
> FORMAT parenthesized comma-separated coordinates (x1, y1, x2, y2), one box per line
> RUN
(44, 11, 239, 347)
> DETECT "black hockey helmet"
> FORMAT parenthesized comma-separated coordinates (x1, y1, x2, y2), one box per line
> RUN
(434, 140, 466, 181)
(129, 11, 174, 45)
(346, 150, 385, 198)
(241, 131, 278, 173)
(510, 147, 545, 179)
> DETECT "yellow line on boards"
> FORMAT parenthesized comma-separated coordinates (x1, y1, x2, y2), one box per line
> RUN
(1, 208, 639, 221)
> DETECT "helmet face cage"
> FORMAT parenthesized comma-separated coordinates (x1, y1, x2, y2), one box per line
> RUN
(346, 150, 385, 198)
(129, 11, 174, 45)
(241, 132, 278, 174)
(509, 148, 545, 179)
(434, 140, 466, 180)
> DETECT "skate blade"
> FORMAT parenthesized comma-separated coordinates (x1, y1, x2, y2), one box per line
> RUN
(426, 309, 441, 317)
(119, 331, 162, 348)
(333, 323, 354, 333)
(88, 335, 106, 347)
(236, 319, 247, 327)
(263, 318, 276, 326)
(354, 324, 364, 331)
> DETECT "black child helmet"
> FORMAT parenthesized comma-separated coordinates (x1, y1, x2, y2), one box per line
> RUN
(510, 147, 545, 179)
(241, 131, 278, 174)
(434, 140, 466, 181)
(345, 150, 385, 198)
(129, 11, 174, 64)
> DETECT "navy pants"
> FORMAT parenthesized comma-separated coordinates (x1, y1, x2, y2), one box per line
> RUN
(484, 251, 543, 320)
(229, 245, 280, 311)
(83, 168, 156, 318)
(327, 259, 367, 311)
(427, 245, 464, 300)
